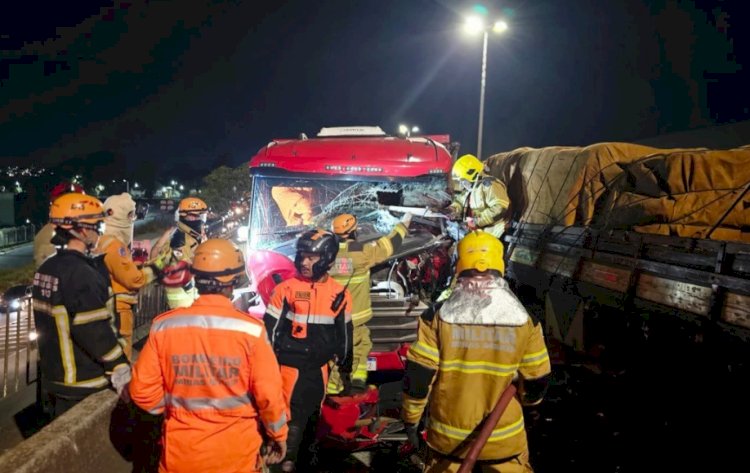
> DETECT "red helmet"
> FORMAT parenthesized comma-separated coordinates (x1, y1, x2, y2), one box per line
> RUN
(50, 182, 85, 201)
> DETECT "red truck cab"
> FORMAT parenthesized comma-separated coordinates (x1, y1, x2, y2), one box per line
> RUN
(243, 126, 453, 376)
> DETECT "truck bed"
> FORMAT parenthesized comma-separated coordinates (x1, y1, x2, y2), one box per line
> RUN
(504, 223, 750, 340)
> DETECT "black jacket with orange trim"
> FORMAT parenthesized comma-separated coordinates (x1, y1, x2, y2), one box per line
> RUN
(263, 275, 353, 371)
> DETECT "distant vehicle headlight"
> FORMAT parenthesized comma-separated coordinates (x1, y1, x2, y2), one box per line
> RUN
(10, 299, 21, 310)
(234, 207, 242, 215)
(236, 225, 249, 243)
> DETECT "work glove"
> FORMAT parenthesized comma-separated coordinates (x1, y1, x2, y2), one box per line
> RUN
(404, 423, 420, 447)
(401, 212, 413, 229)
(263, 440, 287, 465)
(149, 245, 172, 272)
(111, 364, 132, 396)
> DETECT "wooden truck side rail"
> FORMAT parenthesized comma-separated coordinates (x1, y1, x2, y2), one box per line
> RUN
(503, 223, 750, 341)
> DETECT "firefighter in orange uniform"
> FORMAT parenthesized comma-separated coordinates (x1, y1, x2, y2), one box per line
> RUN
(96, 193, 158, 359)
(402, 230, 551, 472)
(263, 229, 353, 472)
(130, 239, 288, 473)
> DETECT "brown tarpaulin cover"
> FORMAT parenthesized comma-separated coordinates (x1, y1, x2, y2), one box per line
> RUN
(485, 143, 670, 226)
(485, 142, 750, 242)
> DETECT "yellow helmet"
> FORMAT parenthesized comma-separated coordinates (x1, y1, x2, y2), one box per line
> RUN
(49, 193, 106, 232)
(452, 154, 484, 183)
(191, 238, 246, 286)
(455, 230, 504, 277)
(332, 213, 357, 236)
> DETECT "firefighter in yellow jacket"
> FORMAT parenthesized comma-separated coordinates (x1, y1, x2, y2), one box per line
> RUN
(402, 230, 551, 472)
(326, 212, 412, 394)
(151, 197, 208, 309)
(96, 193, 164, 359)
(449, 154, 510, 239)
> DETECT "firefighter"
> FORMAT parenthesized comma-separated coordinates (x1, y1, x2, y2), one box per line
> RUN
(96, 193, 161, 359)
(130, 238, 288, 472)
(263, 229, 353, 472)
(32, 192, 131, 418)
(401, 230, 551, 472)
(151, 196, 208, 309)
(326, 212, 412, 394)
(33, 182, 85, 268)
(448, 154, 510, 239)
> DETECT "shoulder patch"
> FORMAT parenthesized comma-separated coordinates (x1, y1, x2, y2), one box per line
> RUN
(347, 241, 364, 252)
(481, 177, 494, 187)
(118, 246, 127, 257)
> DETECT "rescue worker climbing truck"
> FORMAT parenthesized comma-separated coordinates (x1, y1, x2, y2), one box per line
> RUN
(243, 126, 455, 388)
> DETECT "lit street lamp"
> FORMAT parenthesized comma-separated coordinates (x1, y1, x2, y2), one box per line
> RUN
(398, 124, 420, 137)
(463, 12, 508, 160)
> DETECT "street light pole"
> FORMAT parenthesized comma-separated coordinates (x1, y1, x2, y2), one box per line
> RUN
(463, 12, 508, 161)
(477, 29, 489, 161)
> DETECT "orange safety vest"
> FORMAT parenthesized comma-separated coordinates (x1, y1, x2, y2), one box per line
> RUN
(130, 294, 288, 473)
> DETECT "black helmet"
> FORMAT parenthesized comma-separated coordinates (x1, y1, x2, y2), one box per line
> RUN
(295, 229, 338, 281)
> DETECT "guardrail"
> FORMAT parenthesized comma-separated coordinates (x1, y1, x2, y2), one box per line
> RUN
(0, 296, 36, 400)
(0, 224, 36, 249)
(0, 281, 166, 402)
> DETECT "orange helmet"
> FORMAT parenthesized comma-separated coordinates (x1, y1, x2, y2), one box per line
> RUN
(178, 197, 208, 219)
(49, 193, 106, 232)
(191, 238, 247, 287)
(332, 213, 357, 236)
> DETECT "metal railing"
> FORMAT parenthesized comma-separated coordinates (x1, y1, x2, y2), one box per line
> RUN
(0, 282, 166, 402)
(0, 295, 36, 399)
(0, 224, 36, 249)
(133, 282, 168, 343)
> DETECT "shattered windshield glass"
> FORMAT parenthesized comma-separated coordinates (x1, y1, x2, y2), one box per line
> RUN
(247, 175, 450, 250)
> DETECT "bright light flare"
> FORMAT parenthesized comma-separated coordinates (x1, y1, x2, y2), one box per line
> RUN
(493, 20, 508, 33)
(463, 15, 485, 34)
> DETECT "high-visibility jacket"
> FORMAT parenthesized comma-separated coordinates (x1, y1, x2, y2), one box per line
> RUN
(130, 294, 288, 473)
(263, 275, 353, 372)
(96, 234, 154, 312)
(154, 223, 203, 308)
(330, 222, 408, 326)
(33, 223, 57, 268)
(32, 250, 129, 398)
(450, 174, 510, 238)
(402, 278, 551, 461)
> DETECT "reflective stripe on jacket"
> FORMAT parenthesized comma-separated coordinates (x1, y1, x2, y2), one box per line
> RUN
(402, 290, 551, 461)
(130, 294, 288, 473)
(263, 276, 353, 372)
(330, 222, 408, 326)
(32, 250, 129, 398)
(450, 175, 510, 238)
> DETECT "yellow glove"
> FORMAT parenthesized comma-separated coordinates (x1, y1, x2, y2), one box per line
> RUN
(147, 244, 172, 272)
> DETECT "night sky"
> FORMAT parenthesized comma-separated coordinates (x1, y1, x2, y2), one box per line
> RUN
(1, 0, 748, 180)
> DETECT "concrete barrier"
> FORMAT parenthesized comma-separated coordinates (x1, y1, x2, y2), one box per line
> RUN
(0, 390, 131, 473)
